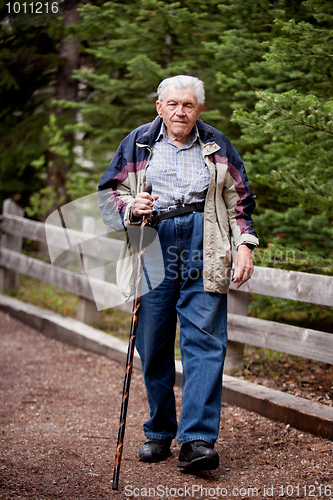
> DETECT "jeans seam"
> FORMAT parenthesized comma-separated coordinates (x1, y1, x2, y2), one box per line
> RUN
(178, 319, 187, 441)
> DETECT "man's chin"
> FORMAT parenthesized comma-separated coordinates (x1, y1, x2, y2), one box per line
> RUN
(170, 127, 190, 138)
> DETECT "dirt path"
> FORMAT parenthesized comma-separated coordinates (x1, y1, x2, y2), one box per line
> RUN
(0, 310, 332, 499)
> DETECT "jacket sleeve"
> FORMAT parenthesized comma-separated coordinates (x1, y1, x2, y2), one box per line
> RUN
(98, 137, 138, 231)
(222, 139, 259, 249)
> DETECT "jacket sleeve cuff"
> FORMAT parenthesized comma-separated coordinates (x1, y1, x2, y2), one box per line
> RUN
(235, 234, 259, 250)
(123, 202, 141, 227)
(239, 243, 255, 251)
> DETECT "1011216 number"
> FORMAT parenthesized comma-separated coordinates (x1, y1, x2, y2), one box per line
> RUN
(6, 2, 59, 14)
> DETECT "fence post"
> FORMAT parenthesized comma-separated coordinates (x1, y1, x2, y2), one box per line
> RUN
(0, 199, 24, 294)
(77, 216, 105, 327)
(224, 289, 249, 373)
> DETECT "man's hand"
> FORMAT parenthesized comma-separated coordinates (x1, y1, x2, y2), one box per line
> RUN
(132, 192, 159, 218)
(232, 245, 254, 289)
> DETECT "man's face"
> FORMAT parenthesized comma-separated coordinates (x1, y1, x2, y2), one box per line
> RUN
(156, 86, 203, 145)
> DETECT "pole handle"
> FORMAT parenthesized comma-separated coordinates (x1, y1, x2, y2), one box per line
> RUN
(143, 181, 152, 195)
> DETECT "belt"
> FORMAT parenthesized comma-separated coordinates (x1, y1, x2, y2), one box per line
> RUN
(149, 201, 205, 225)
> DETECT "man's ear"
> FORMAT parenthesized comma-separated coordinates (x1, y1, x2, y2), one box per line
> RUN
(156, 101, 162, 117)
(198, 103, 204, 115)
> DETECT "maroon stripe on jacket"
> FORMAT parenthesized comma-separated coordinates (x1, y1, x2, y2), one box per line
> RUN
(108, 160, 148, 215)
(215, 155, 250, 234)
(114, 160, 148, 183)
(110, 189, 128, 213)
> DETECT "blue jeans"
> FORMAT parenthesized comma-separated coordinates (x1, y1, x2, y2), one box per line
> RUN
(136, 212, 228, 446)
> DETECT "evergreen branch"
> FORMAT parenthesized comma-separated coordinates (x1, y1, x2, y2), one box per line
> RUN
(277, 19, 333, 35)
(268, 50, 333, 58)
(257, 93, 333, 136)
(296, 54, 333, 58)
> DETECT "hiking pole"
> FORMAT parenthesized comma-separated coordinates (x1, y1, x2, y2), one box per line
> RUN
(112, 182, 152, 491)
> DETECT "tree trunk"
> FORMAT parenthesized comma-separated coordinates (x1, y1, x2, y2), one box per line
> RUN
(44, 0, 80, 219)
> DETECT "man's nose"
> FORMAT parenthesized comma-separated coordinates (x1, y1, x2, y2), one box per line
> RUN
(175, 105, 186, 115)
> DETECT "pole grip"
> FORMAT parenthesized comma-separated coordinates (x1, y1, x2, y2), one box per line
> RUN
(143, 181, 152, 195)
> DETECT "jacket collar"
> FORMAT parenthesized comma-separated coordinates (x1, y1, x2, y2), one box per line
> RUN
(196, 119, 218, 144)
(136, 116, 163, 148)
(136, 116, 218, 148)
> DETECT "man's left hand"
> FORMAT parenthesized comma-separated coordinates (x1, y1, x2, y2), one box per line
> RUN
(232, 245, 254, 289)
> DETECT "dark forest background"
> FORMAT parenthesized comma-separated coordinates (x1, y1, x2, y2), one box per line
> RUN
(1, 0, 332, 274)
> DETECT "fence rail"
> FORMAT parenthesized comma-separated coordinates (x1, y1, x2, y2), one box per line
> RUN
(0, 199, 332, 371)
(230, 266, 333, 307)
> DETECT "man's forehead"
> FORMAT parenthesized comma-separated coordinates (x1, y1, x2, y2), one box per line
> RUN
(164, 86, 197, 102)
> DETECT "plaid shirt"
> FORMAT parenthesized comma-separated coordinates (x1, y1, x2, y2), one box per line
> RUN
(145, 123, 210, 209)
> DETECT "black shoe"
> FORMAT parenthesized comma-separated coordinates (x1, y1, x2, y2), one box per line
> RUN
(177, 440, 219, 471)
(138, 439, 171, 463)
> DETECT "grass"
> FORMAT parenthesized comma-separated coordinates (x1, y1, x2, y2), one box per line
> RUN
(249, 294, 333, 333)
(16, 276, 79, 317)
(14, 276, 132, 340)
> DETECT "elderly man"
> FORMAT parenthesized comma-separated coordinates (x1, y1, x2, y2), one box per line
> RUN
(99, 75, 258, 471)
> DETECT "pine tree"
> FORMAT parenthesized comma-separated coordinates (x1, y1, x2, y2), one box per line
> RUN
(202, 0, 309, 148)
(61, 0, 226, 173)
(0, 0, 82, 218)
(0, 0, 60, 208)
(232, 0, 333, 267)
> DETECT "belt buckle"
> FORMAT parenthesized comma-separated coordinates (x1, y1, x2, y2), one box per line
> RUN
(166, 204, 179, 212)
(168, 203, 185, 211)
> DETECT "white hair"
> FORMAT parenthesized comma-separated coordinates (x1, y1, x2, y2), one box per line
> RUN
(157, 75, 205, 105)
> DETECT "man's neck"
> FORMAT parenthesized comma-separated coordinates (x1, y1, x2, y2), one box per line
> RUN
(164, 125, 195, 147)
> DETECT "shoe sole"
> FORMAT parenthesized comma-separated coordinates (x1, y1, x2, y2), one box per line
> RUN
(139, 456, 163, 463)
(138, 455, 169, 463)
(177, 455, 219, 471)
(138, 450, 171, 463)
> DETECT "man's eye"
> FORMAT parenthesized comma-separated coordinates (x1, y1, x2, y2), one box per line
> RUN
(168, 103, 177, 109)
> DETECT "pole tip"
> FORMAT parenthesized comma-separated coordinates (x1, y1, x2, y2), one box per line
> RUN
(112, 481, 118, 491)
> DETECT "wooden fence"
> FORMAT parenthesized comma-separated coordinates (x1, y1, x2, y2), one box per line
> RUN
(1, 198, 333, 373)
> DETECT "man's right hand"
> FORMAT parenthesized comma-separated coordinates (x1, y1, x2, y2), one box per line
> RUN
(132, 192, 158, 218)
